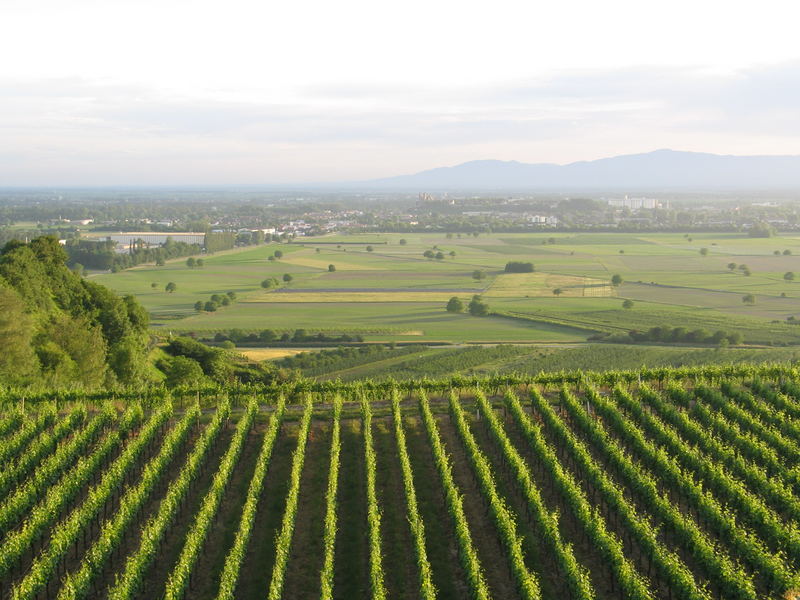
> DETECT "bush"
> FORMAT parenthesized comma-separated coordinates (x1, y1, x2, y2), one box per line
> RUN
(504, 261, 534, 273)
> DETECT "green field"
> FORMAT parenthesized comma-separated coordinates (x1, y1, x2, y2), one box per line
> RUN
(94, 232, 800, 345)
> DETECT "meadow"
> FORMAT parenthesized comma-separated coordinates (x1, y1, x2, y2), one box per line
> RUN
(93, 231, 800, 346)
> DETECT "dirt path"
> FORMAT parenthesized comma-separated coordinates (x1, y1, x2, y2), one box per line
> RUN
(372, 417, 420, 600)
(333, 418, 369, 600)
(282, 420, 332, 599)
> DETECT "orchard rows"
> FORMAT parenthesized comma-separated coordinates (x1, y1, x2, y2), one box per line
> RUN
(1, 374, 800, 599)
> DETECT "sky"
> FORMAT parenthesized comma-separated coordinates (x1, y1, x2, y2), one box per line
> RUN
(1, 0, 800, 185)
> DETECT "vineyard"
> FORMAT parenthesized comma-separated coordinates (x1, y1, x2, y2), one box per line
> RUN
(2, 365, 800, 599)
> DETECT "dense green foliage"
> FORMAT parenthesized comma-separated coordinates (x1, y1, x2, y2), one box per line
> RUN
(64, 237, 201, 271)
(504, 261, 535, 273)
(0, 236, 150, 388)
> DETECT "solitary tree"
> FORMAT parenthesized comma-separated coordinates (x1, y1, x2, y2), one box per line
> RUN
(552, 288, 563, 296)
(434, 251, 445, 260)
(196, 258, 204, 267)
(784, 249, 793, 255)
(622, 299, 634, 309)
(274, 250, 283, 259)
(165, 282, 177, 293)
(328, 264, 336, 272)
(449, 250, 456, 258)
(423, 250, 435, 259)
(468, 295, 490, 316)
(316, 248, 321, 253)
(446, 296, 464, 313)
(282, 273, 293, 283)
(742, 293, 756, 305)
(727, 263, 737, 271)
(366, 245, 374, 252)
(399, 239, 407, 245)
(785, 271, 795, 281)
(151, 282, 159, 289)
(472, 270, 486, 281)
(186, 257, 196, 268)
(699, 248, 709, 256)
(611, 274, 623, 286)
(261, 278, 278, 289)
(194, 301, 203, 311)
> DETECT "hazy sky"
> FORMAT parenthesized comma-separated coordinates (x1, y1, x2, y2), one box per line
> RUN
(2, 0, 800, 184)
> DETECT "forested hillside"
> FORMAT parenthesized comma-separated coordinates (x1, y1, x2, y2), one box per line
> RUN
(0, 236, 150, 388)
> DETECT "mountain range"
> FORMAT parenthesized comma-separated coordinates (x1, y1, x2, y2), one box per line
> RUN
(357, 149, 800, 191)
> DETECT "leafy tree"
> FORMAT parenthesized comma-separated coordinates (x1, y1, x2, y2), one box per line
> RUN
(784, 249, 793, 255)
(0, 286, 38, 385)
(196, 258, 204, 267)
(261, 278, 279, 289)
(274, 250, 284, 259)
(204, 300, 218, 311)
(165, 281, 177, 293)
(699, 247, 709, 256)
(328, 264, 336, 272)
(446, 296, 464, 313)
(227, 291, 236, 300)
(194, 300, 203, 311)
(282, 273, 293, 283)
(221, 296, 231, 306)
(434, 251, 445, 260)
(621, 299, 634, 309)
(366, 245, 374, 252)
(155, 257, 165, 266)
(468, 295, 489, 316)
(315, 248, 321, 253)
(742, 293, 756, 305)
(151, 282, 159, 288)
(162, 355, 205, 388)
(220, 340, 235, 350)
(399, 239, 407, 245)
(728, 331, 744, 345)
(259, 329, 277, 342)
(449, 250, 456, 258)
(186, 257, 196, 268)
(552, 288, 563, 296)
(727, 263, 737, 271)
(211, 294, 223, 303)
(784, 271, 795, 281)
(472, 270, 486, 280)
(423, 250, 435, 259)
(611, 274, 623, 286)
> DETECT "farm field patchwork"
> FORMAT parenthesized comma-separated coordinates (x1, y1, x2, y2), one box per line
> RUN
(4, 369, 800, 599)
(93, 232, 800, 345)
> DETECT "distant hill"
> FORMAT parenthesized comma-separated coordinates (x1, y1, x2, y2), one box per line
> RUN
(362, 149, 800, 190)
